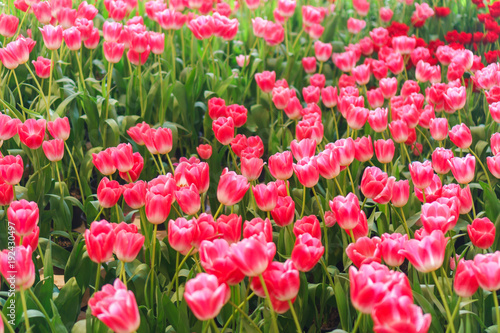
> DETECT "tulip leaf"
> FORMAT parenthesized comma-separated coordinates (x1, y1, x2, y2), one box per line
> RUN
(54, 277, 82, 331)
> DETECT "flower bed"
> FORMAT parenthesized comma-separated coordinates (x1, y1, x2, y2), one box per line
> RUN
(0, 0, 500, 332)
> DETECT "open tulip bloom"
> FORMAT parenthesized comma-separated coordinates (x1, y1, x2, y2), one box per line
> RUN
(2, 1, 500, 333)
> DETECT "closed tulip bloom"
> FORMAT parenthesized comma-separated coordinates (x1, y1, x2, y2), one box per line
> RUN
(294, 215, 321, 240)
(241, 156, 264, 182)
(226, 104, 248, 128)
(188, 16, 215, 40)
(432, 147, 454, 174)
(321, 86, 338, 108)
(389, 120, 409, 143)
(42, 139, 65, 162)
(391, 180, 410, 207)
(444, 86, 466, 111)
(374, 139, 395, 164)
(212, 117, 235, 145)
(216, 214, 242, 244)
(350, 262, 412, 314)
(174, 184, 201, 216)
(197, 144, 212, 159)
(145, 185, 174, 225)
(0, 14, 19, 37)
(8, 200, 39, 237)
(381, 233, 408, 267)
(252, 259, 299, 302)
(0, 181, 14, 206)
(110, 143, 134, 173)
(272, 86, 291, 110)
(0, 114, 20, 141)
(255, 71, 276, 93)
(32, 56, 52, 79)
(252, 182, 278, 212)
(123, 181, 147, 209)
(243, 218, 273, 242)
(457, 185, 473, 214)
(361, 167, 388, 199)
(63, 27, 82, 51)
(409, 160, 434, 189)
(88, 279, 140, 333)
(0, 245, 35, 290)
(346, 236, 382, 268)
(421, 201, 458, 233)
(184, 273, 230, 321)
(367, 88, 384, 108)
(454, 259, 479, 298)
(199, 239, 245, 285)
(302, 57, 316, 74)
(448, 123, 472, 149)
(293, 157, 319, 188)
(47, 117, 70, 141)
(230, 234, 276, 276)
(399, 230, 448, 273)
(352, 64, 371, 85)
(291, 233, 324, 272)
(217, 168, 249, 206)
(379, 77, 398, 99)
(149, 32, 164, 55)
(329, 138, 356, 166)
(142, 127, 173, 155)
(84, 27, 100, 49)
(284, 96, 303, 119)
(14, 226, 39, 249)
(290, 139, 317, 160)
(334, 51, 357, 72)
(367, 108, 388, 133)
(97, 178, 123, 208)
(354, 136, 373, 162)
(314, 41, 332, 62)
(18, 119, 46, 149)
(118, 152, 143, 183)
(448, 154, 475, 184)
(33, 2, 52, 24)
(329, 193, 360, 230)
(0, 155, 24, 185)
(372, 295, 431, 333)
(491, 133, 500, 156)
(84, 220, 116, 263)
(168, 217, 198, 255)
(114, 227, 144, 262)
(467, 217, 495, 249)
(192, 213, 217, 250)
(93, 149, 116, 176)
(39, 25, 63, 50)
(311, 73, 325, 87)
(271, 196, 295, 227)
(302, 85, 321, 104)
(103, 42, 125, 63)
(471, 252, 500, 291)
(487, 154, 500, 178)
(175, 161, 210, 194)
(429, 118, 448, 141)
(316, 148, 341, 179)
(490, 102, 500, 123)
(268, 151, 294, 180)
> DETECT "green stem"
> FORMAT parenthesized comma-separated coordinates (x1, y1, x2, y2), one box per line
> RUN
(94, 206, 105, 221)
(20, 289, 31, 332)
(258, 274, 279, 333)
(227, 300, 262, 333)
(166, 154, 175, 175)
(150, 224, 158, 309)
(221, 293, 255, 333)
(75, 51, 85, 90)
(431, 270, 456, 333)
(468, 147, 493, 189)
(94, 263, 101, 293)
(104, 62, 114, 120)
(170, 31, 176, 82)
(157, 154, 166, 175)
(0, 310, 15, 333)
(445, 297, 462, 333)
(27, 288, 56, 332)
(334, 178, 344, 196)
(24, 64, 48, 113)
(12, 69, 23, 112)
(210, 319, 220, 333)
(494, 291, 500, 333)
(400, 206, 411, 236)
(300, 185, 306, 218)
(138, 60, 144, 118)
(64, 142, 85, 203)
(120, 261, 127, 286)
(288, 300, 302, 333)
(312, 187, 328, 263)
(352, 313, 362, 333)
(213, 203, 224, 220)
(346, 166, 355, 194)
(320, 258, 335, 291)
(166, 247, 195, 297)
(47, 51, 55, 118)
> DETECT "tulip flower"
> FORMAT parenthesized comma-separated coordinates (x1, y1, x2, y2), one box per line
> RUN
(114, 226, 144, 263)
(93, 149, 117, 176)
(293, 157, 320, 188)
(216, 214, 242, 244)
(97, 177, 123, 208)
(454, 259, 479, 298)
(0, 155, 24, 185)
(381, 233, 408, 267)
(212, 117, 235, 145)
(329, 193, 360, 230)
(448, 154, 475, 184)
(84, 220, 116, 264)
(0, 245, 35, 290)
(432, 148, 454, 174)
(429, 118, 449, 141)
(18, 119, 46, 149)
(243, 218, 273, 242)
(409, 160, 434, 190)
(372, 295, 432, 333)
(199, 239, 245, 285)
(291, 233, 324, 272)
(42, 139, 65, 162)
(217, 168, 249, 207)
(467, 217, 495, 249)
(399, 230, 448, 273)
(346, 236, 382, 268)
(47, 117, 70, 141)
(251, 260, 300, 301)
(145, 183, 174, 225)
(268, 151, 294, 180)
(448, 123, 472, 149)
(168, 217, 199, 255)
(255, 71, 276, 93)
(271, 196, 295, 227)
(88, 279, 140, 333)
(471, 252, 500, 291)
(39, 25, 63, 50)
(8, 200, 39, 237)
(123, 181, 147, 209)
(252, 183, 278, 212)
(197, 144, 212, 159)
(184, 273, 231, 321)
(230, 234, 276, 276)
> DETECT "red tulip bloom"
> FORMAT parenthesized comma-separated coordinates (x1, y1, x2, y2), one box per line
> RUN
(118, 152, 143, 182)
(32, 56, 52, 79)
(199, 239, 245, 285)
(217, 168, 249, 206)
(346, 236, 382, 268)
(97, 178, 123, 208)
(0, 245, 35, 290)
(241, 156, 264, 182)
(168, 217, 199, 255)
(8, 199, 39, 237)
(421, 200, 459, 234)
(197, 144, 212, 159)
(213, 117, 235, 145)
(472, 252, 500, 291)
(145, 182, 174, 225)
(291, 233, 324, 272)
(103, 42, 125, 63)
(47, 117, 70, 141)
(39, 25, 63, 50)
(123, 181, 147, 209)
(0, 14, 19, 38)
(114, 225, 144, 262)
(431, 147, 454, 174)
(174, 184, 201, 216)
(409, 160, 434, 189)
(316, 148, 341, 179)
(88, 279, 140, 333)
(429, 118, 448, 141)
(391, 180, 410, 208)
(251, 259, 300, 301)
(142, 127, 173, 155)
(84, 220, 116, 263)
(252, 183, 278, 212)
(448, 123, 472, 149)
(271, 196, 295, 227)
(467, 217, 495, 249)
(448, 154, 475, 184)
(110, 143, 134, 173)
(290, 139, 316, 160)
(18, 119, 46, 149)
(294, 215, 321, 240)
(93, 149, 116, 176)
(255, 71, 276, 93)
(374, 139, 395, 164)
(268, 151, 294, 180)
(454, 259, 479, 298)
(184, 273, 230, 321)
(381, 233, 408, 267)
(293, 157, 320, 188)
(63, 26, 82, 51)
(302, 57, 316, 74)
(216, 214, 242, 244)
(230, 234, 276, 276)
(399, 230, 448, 273)
(372, 295, 431, 333)
(329, 193, 361, 230)
(42, 139, 64, 162)
(0, 155, 23, 185)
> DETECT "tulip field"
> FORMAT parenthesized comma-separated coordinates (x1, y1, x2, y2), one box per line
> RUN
(3, 0, 500, 332)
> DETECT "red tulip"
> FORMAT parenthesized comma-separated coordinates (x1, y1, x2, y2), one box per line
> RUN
(251, 259, 300, 301)
(399, 230, 448, 273)
(243, 218, 273, 242)
(213, 117, 235, 145)
(174, 184, 201, 216)
(84, 220, 116, 263)
(127, 46, 150, 66)
(467, 217, 495, 249)
(88, 279, 140, 333)
(381, 233, 408, 267)
(226, 104, 248, 128)
(388, 120, 409, 143)
(0, 114, 21, 140)
(294, 215, 321, 240)
(302, 57, 316, 74)
(192, 213, 217, 249)
(329, 193, 360, 230)
(448, 154, 475, 184)
(429, 118, 448, 141)
(216, 214, 242, 244)
(0, 180, 14, 206)
(290, 139, 316, 161)
(175, 161, 210, 194)
(47, 117, 70, 141)
(316, 148, 340, 179)
(346, 236, 382, 268)
(291, 233, 324, 272)
(118, 152, 143, 182)
(8, 200, 39, 237)
(39, 25, 63, 50)
(18, 119, 46, 149)
(391, 180, 410, 207)
(145, 181, 174, 224)
(123, 181, 147, 209)
(230, 234, 276, 276)
(97, 177, 123, 208)
(360, 167, 388, 199)
(255, 71, 276, 93)
(354, 136, 373, 162)
(431, 147, 454, 174)
(240, 156, 264, 182)
(272, 86, 291, 110)
(252, 183, 278, 212)
(217, 168, 249, 206)
(93, 149, 117, 176)
(379, 77, 398, 99)
(368, 108, 388, 133)
(268, 151, 294, 180)
(32, 56, 52, 79)
(321, 86, 338, 108)
(0, 245, 35, 290)
(184, 273, 230, 320)
(372, 295, 431, 333)
(284, 96, 303, 119)
(142, 127, 173, 155)
(14, 226, 39, 249)
(168, 217, 199, 255)
(303, 85, 321, 104)
(454, 259, 479, 298)
(444, 86, 467, 111)
(103, 41, 125, 63)
(197, 144, 212, 159)
(409, 160, 434, 189)
(199, 239, 245, 285)
(374, 139, 395, 164)
(114, 224, 144, 262)
(42, 139, 64, 162)
(448, 123, 472, 149)
(293, 157, 320, 188)
(63, 27, 82, 51)
(0, 155, 24, 185)
(471, 252, 500, 291)
(0, 14, 19, 38)
(421, 200, 459, 234)
(110, 143, 134, 173)
(488, 153, 500, 179)
(271, 196, 295, 227)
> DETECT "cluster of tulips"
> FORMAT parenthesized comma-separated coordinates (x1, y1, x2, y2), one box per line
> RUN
(2, 0, 500, 332)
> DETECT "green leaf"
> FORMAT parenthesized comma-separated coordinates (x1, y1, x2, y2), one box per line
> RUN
(55, 92, 82, 117)
(54, 277, 83, 331)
